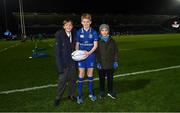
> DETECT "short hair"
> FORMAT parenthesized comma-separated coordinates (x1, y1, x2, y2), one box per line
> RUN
(81, 13, 92, 21)
(63, 19, 73, 25)
(99, 24, 110, 32)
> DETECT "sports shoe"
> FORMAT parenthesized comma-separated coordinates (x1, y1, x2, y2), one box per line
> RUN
(68, 96, 77, 101)
(77, 96, 83, 104)
(89, 94, 97, 101)
(99, 91, 105, 99)
(107, 93, 116, 99)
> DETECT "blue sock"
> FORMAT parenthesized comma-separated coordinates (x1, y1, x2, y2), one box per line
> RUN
(88, 76, 93, 95)
(78, 77, 83, 97)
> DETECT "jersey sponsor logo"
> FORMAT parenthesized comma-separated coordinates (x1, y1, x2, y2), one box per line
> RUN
(79, 43, 93, 46)
(84, 41, 88, 44)
(89, 34, 93, 38)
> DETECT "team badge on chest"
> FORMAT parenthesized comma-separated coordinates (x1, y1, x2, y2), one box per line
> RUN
(89, 34, 93, 38)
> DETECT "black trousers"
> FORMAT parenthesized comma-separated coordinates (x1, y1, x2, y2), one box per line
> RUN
(98, 69, 114, 94)
(56, 65, 77, 100)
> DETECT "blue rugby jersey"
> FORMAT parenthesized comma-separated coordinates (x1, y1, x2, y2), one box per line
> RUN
(76, 28, 98, 51)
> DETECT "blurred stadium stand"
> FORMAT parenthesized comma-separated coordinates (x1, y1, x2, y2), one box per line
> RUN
(12, 13, 180, 37)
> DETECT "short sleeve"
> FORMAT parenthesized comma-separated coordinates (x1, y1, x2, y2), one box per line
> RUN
(76, 30, 80, 43)
(93, 30, 98, 42)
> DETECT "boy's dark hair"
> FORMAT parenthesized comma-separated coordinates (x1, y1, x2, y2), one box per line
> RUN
(63, 19, 73, 25)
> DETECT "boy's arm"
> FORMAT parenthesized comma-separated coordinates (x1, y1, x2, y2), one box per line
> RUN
(87, 41, 98, 55)
(55, 32, 64, 74)
(86, 30, 98, 55)
(75, 42, 80, 50)
(75, 31, 80, 50)
(96, 45, 101, 64)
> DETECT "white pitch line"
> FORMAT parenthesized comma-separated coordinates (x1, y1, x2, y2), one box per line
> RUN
(48, 43, 54, 47)
(0, 43, 21, 53)
(0, 65, 180, 95)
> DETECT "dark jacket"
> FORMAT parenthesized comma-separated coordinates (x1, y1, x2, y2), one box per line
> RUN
(55, 29, 76, 73)
(96, 37, 119, 69)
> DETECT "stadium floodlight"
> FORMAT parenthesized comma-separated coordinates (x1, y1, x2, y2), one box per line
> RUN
(175, 0, 180, 4)
(3, 0, 8, 30)
(172, 21, 180, 28)
(18, 0, 26, 40)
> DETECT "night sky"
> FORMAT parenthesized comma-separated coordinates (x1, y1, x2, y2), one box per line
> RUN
(0, 0, 180, 14)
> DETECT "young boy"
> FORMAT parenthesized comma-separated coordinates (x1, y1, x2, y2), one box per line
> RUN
(96, 24, 119, 99)
(76, 13, 98, 104)
(54, 19, 77, 106)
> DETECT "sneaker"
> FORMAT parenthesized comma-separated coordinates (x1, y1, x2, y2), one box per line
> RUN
(77, 96, 83, 104)
(99, 92, 105, 99)
(107, 93, 116, 99)
(54, 99, 60, 106)
(89, 94, 97, 101)
(68, 96, 77, 101)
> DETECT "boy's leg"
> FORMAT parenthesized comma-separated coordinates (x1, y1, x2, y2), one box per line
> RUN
(77, 68, 85, 97)
(106, 69, 114, 93)
(77, 77, 84, 104)
(86, 53, 97, 101)
(87, 68, 94, 95)
(98, 69, 106, 96)
(77, 60, 86, 104)
(86, 53, 96, 95)
(107, 69, 116, 99)
(55, 68, 68, 106)
(87, 68, 97, 101)
(67, 65, 77, 100)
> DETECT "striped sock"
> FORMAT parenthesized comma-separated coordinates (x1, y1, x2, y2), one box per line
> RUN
(88, 76, 93, 95)
(77, 77, 83, 97)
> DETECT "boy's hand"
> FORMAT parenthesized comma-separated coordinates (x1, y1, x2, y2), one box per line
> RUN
(113, 62, 118, 70)
(97, 63, 102, 70)
(84, 51, 90, 57)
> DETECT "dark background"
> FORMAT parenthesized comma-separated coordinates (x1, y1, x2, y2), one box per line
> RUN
(1, 0, 178, 14)
(0, 0, 180, 35)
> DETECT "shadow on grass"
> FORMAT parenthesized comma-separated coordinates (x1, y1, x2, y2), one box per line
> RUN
(114, 79, 151, 94)
(58, 79, 150, 101)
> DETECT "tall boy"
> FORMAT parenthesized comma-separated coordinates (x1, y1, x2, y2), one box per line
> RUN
(76, 13, 98, 104)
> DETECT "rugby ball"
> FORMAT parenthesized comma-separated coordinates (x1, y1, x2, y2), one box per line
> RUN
(71, 50, 87, 61)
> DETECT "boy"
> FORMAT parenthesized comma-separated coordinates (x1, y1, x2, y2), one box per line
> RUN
(76, 13, 98, 104)
(96, 24, 119, 99)
(54, 19, 77, 106)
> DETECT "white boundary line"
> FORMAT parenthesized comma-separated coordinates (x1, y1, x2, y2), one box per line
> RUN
(0, 65, 180, 95)
(0, 43, 21, 53)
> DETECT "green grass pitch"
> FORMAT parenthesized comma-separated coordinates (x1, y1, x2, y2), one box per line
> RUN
(0, 34, 180, 112)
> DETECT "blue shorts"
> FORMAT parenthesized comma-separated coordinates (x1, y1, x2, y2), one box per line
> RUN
(78, 53, 95, 68)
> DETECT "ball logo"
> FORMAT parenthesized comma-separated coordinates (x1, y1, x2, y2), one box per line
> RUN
(71, 50, 88, 61)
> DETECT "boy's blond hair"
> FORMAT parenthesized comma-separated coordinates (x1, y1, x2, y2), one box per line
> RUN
(81, 13, 91, 21)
